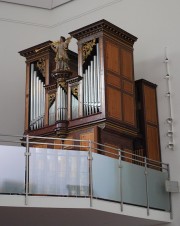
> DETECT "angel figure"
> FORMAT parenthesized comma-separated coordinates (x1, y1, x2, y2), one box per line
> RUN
(51, 36, 72, 71)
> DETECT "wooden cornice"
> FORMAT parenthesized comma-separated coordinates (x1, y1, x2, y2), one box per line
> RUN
(135, 79, 158, 88)
(69, 19, 138, 46)
(45, 83, 57, 91)
(19, 41, 53, 58)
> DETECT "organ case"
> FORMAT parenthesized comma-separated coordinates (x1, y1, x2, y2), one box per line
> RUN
(19, 19, 161, 162)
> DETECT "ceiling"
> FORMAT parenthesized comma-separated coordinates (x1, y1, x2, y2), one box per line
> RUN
(0, 207, 164, 226)
(0, 0, 73, 9)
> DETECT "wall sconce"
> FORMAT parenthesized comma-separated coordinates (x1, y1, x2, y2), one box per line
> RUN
(166, 92, 170, 97)
(167, 130, 173, 137)
(165, 74, 170, 78)
(166, 118, 173, 124)
(167, 143, 174, 149)
(164, 58, 169, 63)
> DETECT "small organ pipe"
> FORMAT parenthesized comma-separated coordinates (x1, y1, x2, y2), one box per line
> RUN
(56, 86, 60, 120)
(87, 65, 91, 114)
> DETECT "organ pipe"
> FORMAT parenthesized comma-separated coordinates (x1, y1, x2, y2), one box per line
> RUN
(56, 85, 67, 121)
(82, 42, 101, 116)
(29, 63, 45, 130)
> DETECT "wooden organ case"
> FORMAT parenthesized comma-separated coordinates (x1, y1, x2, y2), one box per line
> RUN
(19, 20, 161, 161)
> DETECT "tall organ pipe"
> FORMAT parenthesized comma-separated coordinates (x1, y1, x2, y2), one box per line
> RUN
(96, 43, 100, 110)
(85, 69, 88, 115)
(30, 64, 34, 129)
(93, 56, 97, 113)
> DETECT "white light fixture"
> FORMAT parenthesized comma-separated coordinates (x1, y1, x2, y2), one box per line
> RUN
(166, 117, 173, 124)
(167, 130, 173, 137)
(167, 143, 174, 149)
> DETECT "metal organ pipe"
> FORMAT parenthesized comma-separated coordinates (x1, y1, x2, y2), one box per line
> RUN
(56, 85, 67, 121)
(93, 56, 97, 114)
(30, 64, 34, 130)
(82, 42, 101, 116)
(85, 70, 88, 115)
(90, 61, 94, 114)
(96, 43, 101, 111)
(29, 63, 45, 130)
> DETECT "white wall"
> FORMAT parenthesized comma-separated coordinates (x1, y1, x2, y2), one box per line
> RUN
(0, 2, 51, 135)
(0, 0, 180, 225)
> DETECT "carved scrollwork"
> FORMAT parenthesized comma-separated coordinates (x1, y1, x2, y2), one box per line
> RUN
(82, 39, 96, 63)
(37, 58, 46, 77)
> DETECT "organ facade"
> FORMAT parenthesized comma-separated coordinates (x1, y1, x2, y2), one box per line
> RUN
(19, 19, 161, 162)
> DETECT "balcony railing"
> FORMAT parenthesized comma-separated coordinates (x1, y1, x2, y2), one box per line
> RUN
(0, 134, 171, 217)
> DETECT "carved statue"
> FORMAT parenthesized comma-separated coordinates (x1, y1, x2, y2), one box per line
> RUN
(51, 36, 72, 72)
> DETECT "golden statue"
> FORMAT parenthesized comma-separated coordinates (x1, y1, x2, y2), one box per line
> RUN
(51, 36, 72, 72)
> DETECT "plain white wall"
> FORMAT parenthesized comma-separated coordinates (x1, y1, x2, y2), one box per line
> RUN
(0, 0, 180, 225)
(0, 2, 52, 135)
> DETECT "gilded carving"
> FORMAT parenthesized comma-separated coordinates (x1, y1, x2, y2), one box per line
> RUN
(37, 58, 46, 77)
(82, 39, 96, 63)
(72, 86, 78, 97)
(58, 81, 68, 92)
(49, 93, 56, 107)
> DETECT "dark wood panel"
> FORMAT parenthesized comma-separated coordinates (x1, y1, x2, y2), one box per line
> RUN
(107, 86, 122, 120)
(107, 73, 121, 89)
(144, 85, 157, 124)
(123, 80, 133, 94)
(121, 49, 133, 80)
(146, 125, 160, 161)
(105, 41, 120, 74)
(104, 143, 119, 159)
(80, 126, 98, 152)
(123, 93, 135, 125)
(80, 132, 94, 151)
(123, 148, 133, 163)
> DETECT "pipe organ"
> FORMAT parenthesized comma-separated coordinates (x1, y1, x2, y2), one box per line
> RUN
(19, 20, 161, 162)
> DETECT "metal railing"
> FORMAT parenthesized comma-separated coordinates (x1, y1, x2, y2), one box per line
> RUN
(0, 134, 171, 217)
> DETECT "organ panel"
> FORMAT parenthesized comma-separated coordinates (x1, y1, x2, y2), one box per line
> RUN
(106, 41, 120, 74)
(121, 49, 133, 80)
(123, 93, 135, 125)
(146, 125, 160, 161)
(107, 73, 121, 89)
(123, 80, 133, 94)
(143, 85, 158, 124)
(107, 86, 122, 120)
(135, 79, 161, 162)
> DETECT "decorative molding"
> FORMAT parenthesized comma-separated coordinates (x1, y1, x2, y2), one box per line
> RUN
(19, 41, 52, 57)
(70, 19, 137, 46)
(0, 17, 50, 28)
(0, 0, 123, 28)
(66, 75, 82, 84)
(45, 83, 57, 91)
